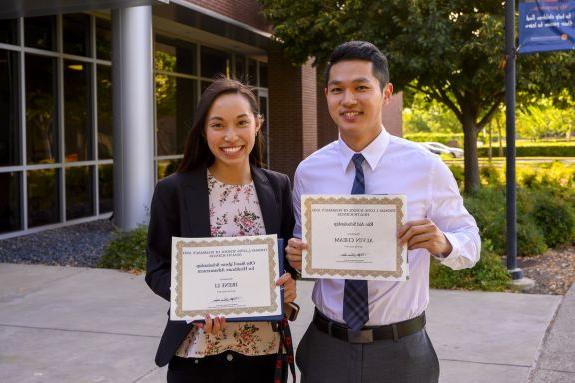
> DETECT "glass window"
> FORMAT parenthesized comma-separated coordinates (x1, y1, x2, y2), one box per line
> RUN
(28, 168, 59, 227)
(25, 16, 57, 51)
(96, 18, 112, 61)
(66, 166, 94, 220)
(98, 164, 113, 213)
(63, 14, 91, 57)
(155, 75, 196, 156)
(247, 59, 257, 86)
(201, 46, 231, 79)
(235, 55, 246, 81)
(97, 65, 113, 159)
(259, 62, 268, 88)
(0, 19, 18, 45)
(0, 172, 21, 233)
(64, 60, 92, 162)
(157, 159, 181, 180)
(155, 36, 196, 75)
(26, 54, 58, 164)
(0, 50, 20, 166)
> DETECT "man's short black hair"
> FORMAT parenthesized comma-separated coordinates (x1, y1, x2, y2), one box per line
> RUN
(324, 41, 390, 90)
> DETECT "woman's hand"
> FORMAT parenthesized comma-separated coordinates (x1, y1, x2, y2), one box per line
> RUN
(276, 272, 296, 303)
(197, 314, 226, 336)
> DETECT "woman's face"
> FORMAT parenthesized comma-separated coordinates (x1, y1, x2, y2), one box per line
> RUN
(205, 93, 260, 169)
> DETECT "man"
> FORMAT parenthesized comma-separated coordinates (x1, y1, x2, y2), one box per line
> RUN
(286, 41, 480, 382)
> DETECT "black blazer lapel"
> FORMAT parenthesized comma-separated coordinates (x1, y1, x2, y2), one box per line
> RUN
(252, 166, 279, 235)
(181, 166, 211, 238)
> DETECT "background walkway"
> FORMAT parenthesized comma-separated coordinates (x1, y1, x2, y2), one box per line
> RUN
(0, 263, 571, 383)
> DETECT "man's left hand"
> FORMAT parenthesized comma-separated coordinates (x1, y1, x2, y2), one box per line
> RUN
(397, 218, 452, 257)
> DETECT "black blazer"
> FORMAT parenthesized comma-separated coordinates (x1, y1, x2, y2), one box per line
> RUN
(145, 165, 295, 367)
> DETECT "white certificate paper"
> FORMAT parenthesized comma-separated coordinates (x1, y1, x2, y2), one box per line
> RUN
(170, 234, 282, 321)
(301, 195, 408, 281)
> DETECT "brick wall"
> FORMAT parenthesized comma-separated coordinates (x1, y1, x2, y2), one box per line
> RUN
(267, 45, 317, 179)
(184, 0, 270, 31)
(301, 58, 318, 158)
(383, 92, 403, 137)
(316, 64, 339, 149)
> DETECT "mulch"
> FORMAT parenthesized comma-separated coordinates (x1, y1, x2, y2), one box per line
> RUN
(518, 243, 575, 295)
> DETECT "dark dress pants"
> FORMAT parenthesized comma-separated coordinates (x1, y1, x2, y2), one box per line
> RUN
(296, 323, 440, 383)
(167, 351, 277, 383)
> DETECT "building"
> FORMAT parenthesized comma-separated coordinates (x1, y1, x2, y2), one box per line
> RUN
(0, 0, 402, 239)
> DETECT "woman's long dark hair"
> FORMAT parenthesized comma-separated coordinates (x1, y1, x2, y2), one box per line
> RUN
(177, 77, 264, 172)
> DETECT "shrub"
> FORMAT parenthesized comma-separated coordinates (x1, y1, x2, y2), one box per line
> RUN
(519, 167, 539, 188)
(516, 189, 549, 256)
(405, 132, 464, 146)
(448, 164, 464, 189)
(516, 216, 548, 257)
(478, 144, 575, 157)
(429, 240, 510, 291)
(538, 162, 575, 188)
(480, 165, 501, 186)
(532, 192, 575, 248)
(464, 187, 549, 257)
(449, 160, 574, 190)
(98, 226, 148, 271)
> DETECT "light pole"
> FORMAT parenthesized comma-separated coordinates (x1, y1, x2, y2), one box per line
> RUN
(505, 0, 526, 282)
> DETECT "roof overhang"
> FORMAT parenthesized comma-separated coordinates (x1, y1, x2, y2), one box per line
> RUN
(154, 1, 271, 52)
(0, 0, 167, 19)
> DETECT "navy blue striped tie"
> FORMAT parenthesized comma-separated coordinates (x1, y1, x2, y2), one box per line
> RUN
(343, 153, 369, 331)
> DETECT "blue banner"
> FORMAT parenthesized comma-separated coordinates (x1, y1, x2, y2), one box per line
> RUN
(519, 1, 575, 54)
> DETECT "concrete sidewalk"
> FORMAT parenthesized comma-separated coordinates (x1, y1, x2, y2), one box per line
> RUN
(0, 263, 572, 383)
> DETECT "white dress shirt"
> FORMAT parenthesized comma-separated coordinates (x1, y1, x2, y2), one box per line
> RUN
(293, 128, 481, 326)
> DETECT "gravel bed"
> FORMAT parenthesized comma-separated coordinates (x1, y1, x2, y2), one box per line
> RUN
(0, 220, 116, 267)
(519, 243, 575, 295)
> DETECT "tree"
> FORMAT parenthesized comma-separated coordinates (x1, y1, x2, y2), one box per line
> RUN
(259, 0, 575, 192)
(403, 92, 464, 134)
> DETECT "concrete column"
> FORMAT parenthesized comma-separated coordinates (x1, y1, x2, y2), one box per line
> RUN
(112, 6, 155, 230)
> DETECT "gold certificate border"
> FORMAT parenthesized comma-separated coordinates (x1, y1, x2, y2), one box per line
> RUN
(303, 195, 405, 279)
(173, 237, 279, 319)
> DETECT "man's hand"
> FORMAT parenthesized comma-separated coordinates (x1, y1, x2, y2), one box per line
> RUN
(285, 238, 307, 272)
(398, 219, 452, 257)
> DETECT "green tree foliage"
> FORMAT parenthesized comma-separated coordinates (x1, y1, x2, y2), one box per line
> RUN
(403, 93, 461, 133)
(259, 0, 575, 192)
(517, 91, 575, 141)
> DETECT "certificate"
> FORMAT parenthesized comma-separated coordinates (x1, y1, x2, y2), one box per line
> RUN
(301, 195, 408, 281)
(170, 234, 283, 322)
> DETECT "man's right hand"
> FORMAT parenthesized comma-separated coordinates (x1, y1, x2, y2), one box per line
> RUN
(286, 237, 307, 272)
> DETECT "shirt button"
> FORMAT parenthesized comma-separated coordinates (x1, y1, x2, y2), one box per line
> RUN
(226, 353, 233, 362)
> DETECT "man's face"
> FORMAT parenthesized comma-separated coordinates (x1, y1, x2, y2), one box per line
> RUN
(325, 60, 392, 142)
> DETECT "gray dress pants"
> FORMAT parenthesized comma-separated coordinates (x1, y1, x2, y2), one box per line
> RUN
(296, 323, 440, 383)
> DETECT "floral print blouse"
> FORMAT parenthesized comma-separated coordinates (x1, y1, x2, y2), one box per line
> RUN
(175, 170, 280, 358)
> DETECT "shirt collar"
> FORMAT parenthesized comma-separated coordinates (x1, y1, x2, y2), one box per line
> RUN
(337, 127, 390, 172)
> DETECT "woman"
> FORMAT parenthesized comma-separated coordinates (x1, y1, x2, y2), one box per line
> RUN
(145, 77, 297, 383)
